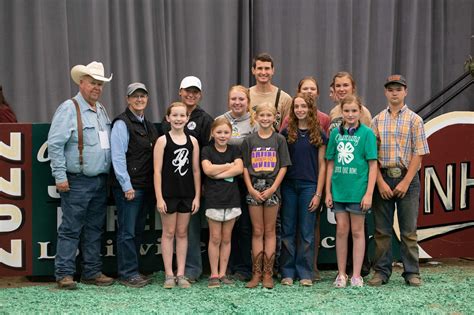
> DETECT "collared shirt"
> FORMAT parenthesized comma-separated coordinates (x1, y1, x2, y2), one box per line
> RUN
(372, 104, 429, 168)
(48, 92, 112, 183)
(110, 112, 144, 192)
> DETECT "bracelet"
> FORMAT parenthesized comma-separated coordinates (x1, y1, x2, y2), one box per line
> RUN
(314, 193, 322, 198)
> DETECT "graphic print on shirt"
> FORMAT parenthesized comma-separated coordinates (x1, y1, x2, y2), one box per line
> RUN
(232, 124, 241, 138)
(337, 142, 354, 165)
(187, 121, 196, 130)
(251, 146, 276, 172)
(334, 134, 360, 175)
(172, 148, 189, 176)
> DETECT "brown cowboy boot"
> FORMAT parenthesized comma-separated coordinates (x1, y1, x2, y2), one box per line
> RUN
(262, 253, 275, 289)
(246, 251, 263, 288)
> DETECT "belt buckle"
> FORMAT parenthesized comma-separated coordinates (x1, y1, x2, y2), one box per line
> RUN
(387, 167, 402, 178)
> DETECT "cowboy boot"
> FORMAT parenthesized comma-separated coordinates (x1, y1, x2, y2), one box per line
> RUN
(262, 253, 275, 289)
(246, 251, 263, 288)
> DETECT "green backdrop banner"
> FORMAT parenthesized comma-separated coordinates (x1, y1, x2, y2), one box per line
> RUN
(1, 123, 348, 276)
(16, 114, 474, 275)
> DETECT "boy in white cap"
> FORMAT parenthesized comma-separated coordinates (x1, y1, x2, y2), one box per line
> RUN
(48, 61, 114, 289)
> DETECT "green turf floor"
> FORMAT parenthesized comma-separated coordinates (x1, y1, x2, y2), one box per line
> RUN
(1, 263, 473, 314)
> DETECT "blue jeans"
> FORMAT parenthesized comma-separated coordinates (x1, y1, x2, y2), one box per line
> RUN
(55, 173, 107, 280)
(185, 208, 204, 279)
(113, 187, 155, 280)
(228, 178, 252, 277)
(372, 173, 421, 281)
(280, 179, 317, 280)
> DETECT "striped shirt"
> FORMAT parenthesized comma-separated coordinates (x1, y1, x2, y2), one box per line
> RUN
(372, 105, 429, 168)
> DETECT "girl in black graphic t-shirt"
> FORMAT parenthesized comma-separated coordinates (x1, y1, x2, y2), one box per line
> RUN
(201, 117, 244, 288)
(154, 102, 201, 289)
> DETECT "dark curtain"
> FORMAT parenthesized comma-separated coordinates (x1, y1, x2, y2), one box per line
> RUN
(0, 0, 472, 123)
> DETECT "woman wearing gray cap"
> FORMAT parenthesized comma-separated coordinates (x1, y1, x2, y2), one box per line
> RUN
(110, 82, 159, 287)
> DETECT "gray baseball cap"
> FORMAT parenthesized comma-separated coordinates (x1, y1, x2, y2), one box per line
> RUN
(127, 82, 148, 96)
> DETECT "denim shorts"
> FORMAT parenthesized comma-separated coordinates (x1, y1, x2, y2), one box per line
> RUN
(246, 179, 280, 206)
(332, 202, 369, 215)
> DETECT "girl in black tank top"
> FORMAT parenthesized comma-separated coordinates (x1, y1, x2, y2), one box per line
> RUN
(162, 132, 195, 198)
(153, 102, 201, 288)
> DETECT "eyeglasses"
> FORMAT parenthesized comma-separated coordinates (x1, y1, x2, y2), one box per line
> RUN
(130, 94, 148, 99)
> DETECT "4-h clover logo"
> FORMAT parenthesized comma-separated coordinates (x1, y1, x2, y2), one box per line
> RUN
(337, 142, 354, 165)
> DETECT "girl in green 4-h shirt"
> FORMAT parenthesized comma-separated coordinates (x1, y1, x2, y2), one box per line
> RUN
(325, 95, 378, 288)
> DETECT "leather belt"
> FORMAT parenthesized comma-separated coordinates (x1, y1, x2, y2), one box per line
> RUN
(381, 167, 407, 179)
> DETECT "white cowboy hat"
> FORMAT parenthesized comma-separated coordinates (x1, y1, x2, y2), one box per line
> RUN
(70, 61, 113, 85)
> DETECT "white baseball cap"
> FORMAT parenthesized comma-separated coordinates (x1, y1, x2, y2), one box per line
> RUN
(179, 76, 202, 91)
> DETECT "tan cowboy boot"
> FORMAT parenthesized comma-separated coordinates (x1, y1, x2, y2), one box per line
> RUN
(246, 251, 264, 288)
(262, 253, 275, 289)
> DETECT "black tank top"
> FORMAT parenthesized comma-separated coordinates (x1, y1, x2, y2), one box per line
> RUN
(162, 132, 195, 198)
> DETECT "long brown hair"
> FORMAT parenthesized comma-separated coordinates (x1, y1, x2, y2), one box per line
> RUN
(287, 93, 323, 146)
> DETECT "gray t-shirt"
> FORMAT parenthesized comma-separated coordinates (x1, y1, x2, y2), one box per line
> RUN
(216, 111, 258, 146)
(241, 131, 292, 187)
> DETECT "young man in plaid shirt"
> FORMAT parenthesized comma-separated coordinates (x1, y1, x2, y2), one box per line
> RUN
(368, 75, 430, 287)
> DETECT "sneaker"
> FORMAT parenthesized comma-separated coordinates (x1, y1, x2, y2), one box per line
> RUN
(367, 273, 387, 287)
(184, 275, 198, 283)
(405, 276, 422, 287)
(81, 273, 114, 286)
(163, 275, 176, 289)
(140, 273, 153, 282)
(57, 276, 77, 290)
(281, 278, 293, 286)
(119, 275, 149, 288)
(219, 275, 234, 285)
(300, 279, 313, 287)
(333, 274, 348, 288)
(208, 276, 220, 288)
(177, 275, 191, 288)
(350, 276, 364, 287)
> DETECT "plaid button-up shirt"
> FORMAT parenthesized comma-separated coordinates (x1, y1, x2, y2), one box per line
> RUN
(372, 105, 429, 168)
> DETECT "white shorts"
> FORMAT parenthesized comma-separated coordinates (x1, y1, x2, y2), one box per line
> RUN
(205, 207, 241, 222)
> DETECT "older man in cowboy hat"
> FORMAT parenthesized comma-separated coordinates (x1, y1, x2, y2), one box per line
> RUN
(48, 61, 114, 289)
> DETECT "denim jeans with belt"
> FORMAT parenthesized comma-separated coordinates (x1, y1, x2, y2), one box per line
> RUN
(113, 187, 155, 280)
(280, 179, 317, 280)
(55, 173, 107, 280)
(372, 173, 421, 281)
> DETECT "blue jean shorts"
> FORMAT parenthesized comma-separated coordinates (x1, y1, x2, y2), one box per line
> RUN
(332, 202, 369, 215)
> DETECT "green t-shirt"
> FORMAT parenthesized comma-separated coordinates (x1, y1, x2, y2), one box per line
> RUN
(326, 124, 377, 203)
